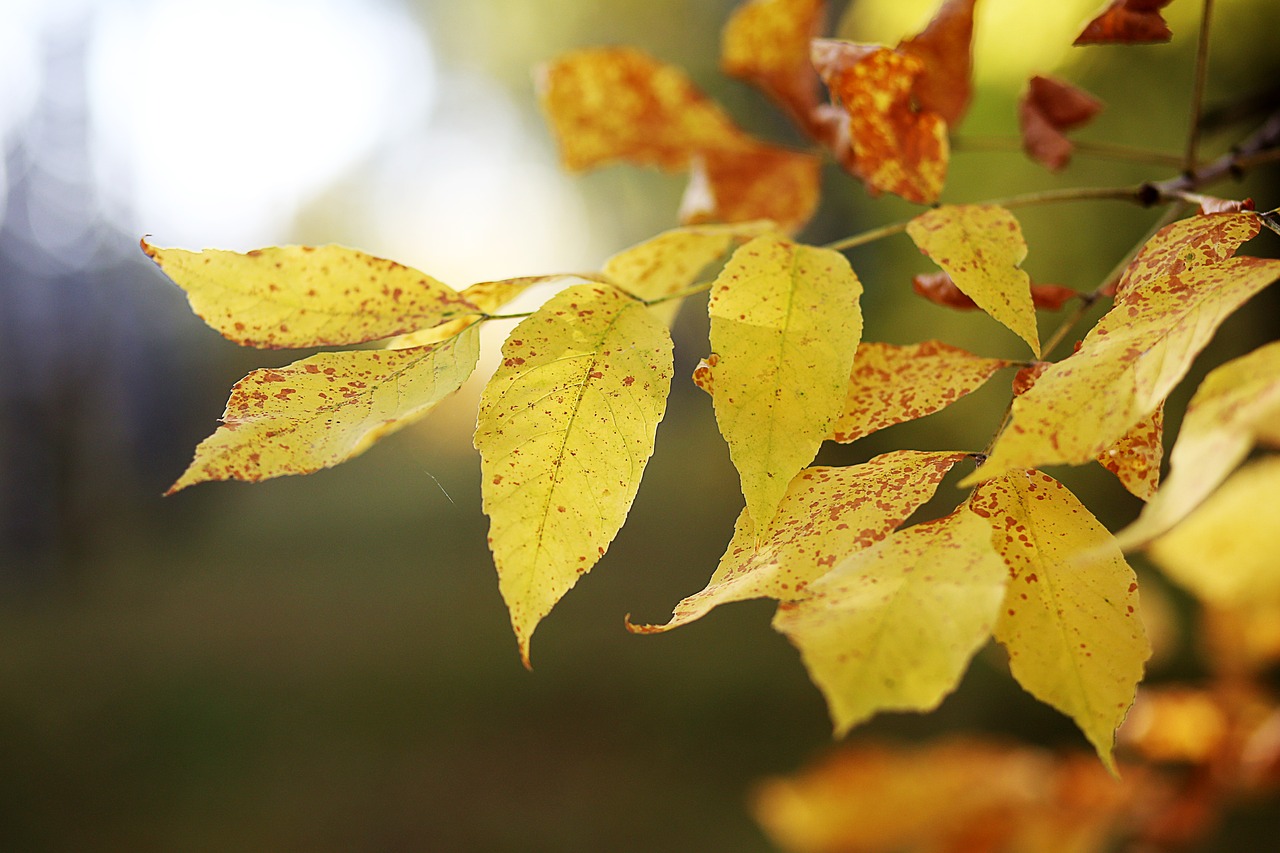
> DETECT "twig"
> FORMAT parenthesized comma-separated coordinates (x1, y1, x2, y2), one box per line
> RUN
(1184, 0, 1216, 171)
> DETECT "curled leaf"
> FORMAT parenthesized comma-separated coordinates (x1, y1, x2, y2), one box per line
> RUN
(896, 0, 978, 125)
(1074, 0, 1173, 46)
(1019, 76, 1104, 171)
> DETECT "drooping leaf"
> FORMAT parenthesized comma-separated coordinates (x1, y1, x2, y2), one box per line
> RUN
(708, 235, 863, 533)
(970, 471, 1149, 770)
(679, 145, 823, 234)
(907, 205, 1041, 356)
(1116, 341, 1280, 549)
(720, 0, 826, 123)
(1019, 76, 1104, 171)
(1148, 456, 1280, 606)
(1074, 0, 1173, 46)
(169, 325, 481, 494)
(1097, 403, 1164, 501)
(628, 451, 963, 633)
(896, 0, 978, 125)
(142, 240, 478, 348)
(475, 284, 673, 667)
(811, 40, 949, 204)
(774, 509, 1008, 735)
(830, 341, 1010, 443)
(965, 213, 1280, 486)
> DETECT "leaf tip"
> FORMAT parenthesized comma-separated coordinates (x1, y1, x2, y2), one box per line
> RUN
(623, 613, 668, 635)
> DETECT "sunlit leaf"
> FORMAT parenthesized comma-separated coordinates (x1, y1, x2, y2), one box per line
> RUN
(1097, 404, 1164, 501)
(965, 213, 1280, 486)
(970, 471, 1149, 770)
(831, 341, 1010, 443)
(897, 0, 977, 125)
(1149, 456, 1280, 606)
(628, 451, 963, 633)
(1117, 341, 1280, 548)
(907, 205, 1041, 356)
(388, 275, 592, 348)
(708, 235, 863, 533)
(774, 509, 1008, 734)
(1074, 0, 1173, 46)
(475, 284, 673, 667)
(169, 325, 481, 494)
(811, 41, 948, 204)
(1019, 76, 1103, 171)
(143, 240, 478, 348)
(721, 0, 826, 122)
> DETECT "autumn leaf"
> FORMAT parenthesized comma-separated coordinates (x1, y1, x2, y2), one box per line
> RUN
(1075, 0, 1173, 46)
(1097, 404, 1164, 501)
(830, 341, 1010, 443)
(970, 471, 1149, 770)
(1149, 457, 1280, 606)
(811, 40, 949, 204)
(1019, 76, 1104, 171)
(896, 0, 977, 125)
(388, 275, 593, 348)
(628, 451, 963, 633)
(708, 235, 863, 533)
(143, 240, 478, 348)
(914, 272, 1079, 312)
(774, 509, 1008, 734)
(679, 145, 823, 235)
(169, 325, 481, 494)
(907, 205, 1041, 356)
(720, 0, 826, 124)
(475, 284, 673, 667)
(1116, 341, 1280, 549)
(965, 213, 1280, 486)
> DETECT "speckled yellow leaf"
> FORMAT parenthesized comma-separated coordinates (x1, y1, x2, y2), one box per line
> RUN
(773, 509, 1008, 735)
(142, 239, 477, 348)
(1096, 403, 1164, 501)
(965, 213, 1280, 486)
(1116, 341, 1280, 549)
(709, 235, 863, 533)
(1150, 457, 1280, 606)
(831, 341, 1011, 443)
(907, 205, 1040, 357)
(970, 471, 1149, 770)
(628, 451, 964, 633)
(168, 325, 481, 494)
(475, 284, 673, 667)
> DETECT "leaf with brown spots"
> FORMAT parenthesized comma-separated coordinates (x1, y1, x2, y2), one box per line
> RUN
(1019, 76, 1104, 171)
(708, 235, 863, 534)
(830, 341, 1010, 444)
(965, 213, 1280, 486)
(1074, 0, 1173, 46)
(720, 0, 827, 124)
(627, 451, 964, 633)
(537, 47, 821, 231)
(1116, 341, 1280, 549)
(1097, 403, 1164, 501)
(897, 0, 978, 126)
(168, 325, 481, 494)
(474, 284, 674, 667)
(907, 205, 1041, 356)
(142, 240, 478, 348)
(773, 508, 1008, 734)
(970, 471, 1149, 770)
(914, 272, 1079, 312)
(811, 40, 949, 204)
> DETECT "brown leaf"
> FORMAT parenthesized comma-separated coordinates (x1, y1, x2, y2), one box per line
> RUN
(721, 0, 827, 127)
(914, 272, 1079, 312)
(1019, 76, 1104, 171)
(812, 40, 949, 203)
(680, 145, 822, 233)
(897, 0, 978, 125)
(1185, 194, 1256, 216)
(1075, 0, 1174, 46)
(1012, 361, 1050, 397)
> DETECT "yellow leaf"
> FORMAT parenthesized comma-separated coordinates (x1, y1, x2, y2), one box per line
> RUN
(970, 471, 1149, 770)
(708, 235, 863, 533)
(475, 284, 673, 667)
(965, 213, 1280, 486)
(1149, 456, 1280, 606)
(1096, 403, 1164, 501)
(169, 325, 481, 493)
(831, 340, 1011, 443)
(773, 509, 1008, 735)
(1115, 340, 1280, 549)
(142, 240, 477, 348)
(907, 205, 1041, 357)
(628, 450, 964, 633)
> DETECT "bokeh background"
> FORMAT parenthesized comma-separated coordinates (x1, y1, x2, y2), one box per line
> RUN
(2, 0, 1279, 850)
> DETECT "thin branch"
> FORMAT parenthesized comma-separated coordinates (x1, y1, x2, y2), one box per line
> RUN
(1184, 0, 1216, 171)
(1144, 109, 1280, 202)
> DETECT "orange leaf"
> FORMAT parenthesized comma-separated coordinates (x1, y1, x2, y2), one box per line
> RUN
(680, 145, 822, 234)
(1074, 0, 1173, 46)
(721, 0, 827, 124)
(1019, 76, 1103, 171)
(897, 0, 978, 126)
(692, 354, 718, 395)
(812, 40, 949, 204)
(1097, 403, 1164, 500)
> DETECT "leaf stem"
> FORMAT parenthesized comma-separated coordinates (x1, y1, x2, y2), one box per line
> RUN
(1184, 0, 1216, 171)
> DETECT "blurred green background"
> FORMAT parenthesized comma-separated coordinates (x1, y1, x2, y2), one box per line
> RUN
(2, 0, 1279, 850)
